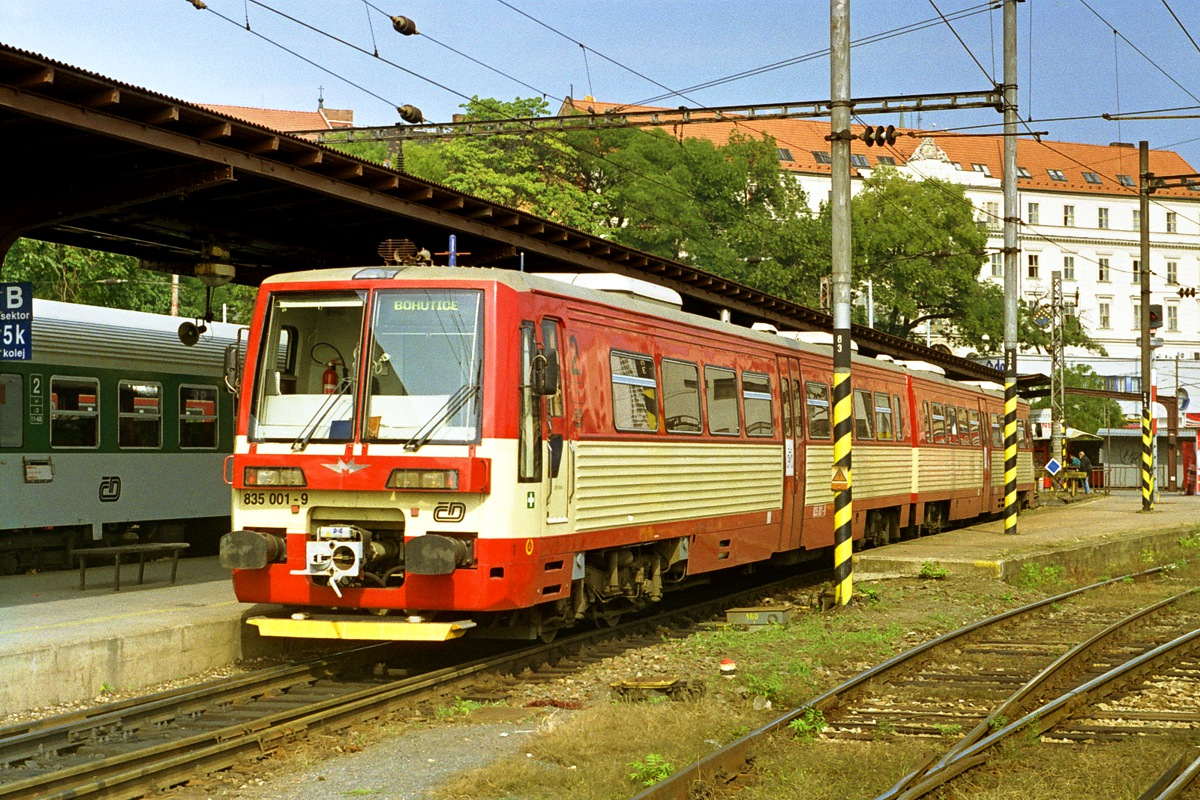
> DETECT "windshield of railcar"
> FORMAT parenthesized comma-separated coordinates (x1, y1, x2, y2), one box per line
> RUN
(248, 291, 365, 443)
(364, 289, 483, 445)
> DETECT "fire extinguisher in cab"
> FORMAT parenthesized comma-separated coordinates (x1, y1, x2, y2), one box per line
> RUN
(322, 363, 339, 394)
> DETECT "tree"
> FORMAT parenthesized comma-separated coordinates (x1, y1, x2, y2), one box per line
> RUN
(2, 238, 257, 323)
(1031, 364, 1125, 434)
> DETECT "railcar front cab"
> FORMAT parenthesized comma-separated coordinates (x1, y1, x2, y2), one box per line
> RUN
(220, 270, 562, 640)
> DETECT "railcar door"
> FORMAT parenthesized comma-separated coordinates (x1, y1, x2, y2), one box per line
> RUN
(541, 318, 572, 525)
(978, 399, 993, 512)
(778, 357, 805, 551)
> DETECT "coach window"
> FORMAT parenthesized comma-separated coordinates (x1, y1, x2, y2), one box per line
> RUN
(611, 352, 659, 432)
(853, 389, 875, 440)
(873, 392, 894, 441)
(780, 378, 793, 438)
(968, 410, 982, 446)
(743, 372, 773, 436)
(118, 381, 162, 449)
(959, 408, 973, 445)
(893, 394, 905, 440)
(931, 402, 946, 443)
(705, 366, 739, 435)
(946, 407, 959, 443)
(179, 385, 219, 449)
(50, 376, 99, 448)
(662, 359, 701, 433)
(0, 374, 21, 448)
(805, 382, 831, 439)
(922, 401, 931, 443)
(991, 413, 1003, 447)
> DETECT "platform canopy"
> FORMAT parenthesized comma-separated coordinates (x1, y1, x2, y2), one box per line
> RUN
(0, 42, 1002, 383)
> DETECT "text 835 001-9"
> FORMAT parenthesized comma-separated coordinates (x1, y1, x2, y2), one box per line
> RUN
(243, 491, 309, 506)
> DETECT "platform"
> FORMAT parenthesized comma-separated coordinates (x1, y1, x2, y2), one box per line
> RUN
(0, 557, 298, 717)
(854, 489, 1200, 580)
(3, 491, 1199, 717)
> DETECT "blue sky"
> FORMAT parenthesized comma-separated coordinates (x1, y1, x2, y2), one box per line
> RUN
(4, 1, 1200, 164)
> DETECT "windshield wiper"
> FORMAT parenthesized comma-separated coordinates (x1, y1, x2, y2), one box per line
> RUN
(291, 379, 353, 453)
(403, 383, 479, 452)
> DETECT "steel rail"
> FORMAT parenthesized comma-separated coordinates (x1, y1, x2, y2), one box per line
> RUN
(630, 566, 1169, 800)
(1139, 751, 1200, 800)
(892, 612, 1200, 799)
(880, 583, 1200, 799)
(1, 565, 827, 799)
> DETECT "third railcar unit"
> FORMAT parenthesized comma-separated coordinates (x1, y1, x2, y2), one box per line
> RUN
(221, 267, 1035, 640)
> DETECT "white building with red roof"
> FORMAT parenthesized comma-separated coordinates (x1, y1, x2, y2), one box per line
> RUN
(563, 98, 1200, 412)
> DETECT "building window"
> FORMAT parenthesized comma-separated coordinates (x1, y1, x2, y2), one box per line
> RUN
(1027, 202, 1040, 224)
(1027, 253, 1040, 279)
(1117, 174, 1135, 187)
(1063, 205, 1075, 227)
(1168, 304, 1180, 332)
(850, 153, 869, 168)
(1098, 208, 1109, 229)
(876, 155, 896, 166)
(973, 163, 991, 176)
(1167, 211, 1178, 233)
(812, 151, 832, 164)
(1017, 166, 1031, 179)
(1063, 255, 1075, 281)
(1099, 300, 1111, 329)
(1065, 299, 1077, 318)
(1048, 169, 1066, 181)
(1167, 260, 1178, 285)
(777, 148, 794, 162)
(1098, 257, 1110, 282)
(990, 252, 1003, 277)
(1132, 208, 1141, 230)
(1133, 259, 1141, 283)
(980, 201, 1000, 231)
(1082, 171, 1102, 184)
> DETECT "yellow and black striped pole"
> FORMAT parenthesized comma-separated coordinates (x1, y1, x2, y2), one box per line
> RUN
(1142, 395, 1154, 510)
(830, 0, 853, 605)
(1003, 349, 1018, 535)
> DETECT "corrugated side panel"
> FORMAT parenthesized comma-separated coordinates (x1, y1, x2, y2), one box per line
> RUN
(1019, 451, 1034, 483)
(804, 444, 912, 504)
(918, 448, 987, 492)
(574, 441, 782, 532)
(991, 450, 1005, 488)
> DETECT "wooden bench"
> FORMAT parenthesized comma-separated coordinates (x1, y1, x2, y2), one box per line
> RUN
(73, 543, 190, 591)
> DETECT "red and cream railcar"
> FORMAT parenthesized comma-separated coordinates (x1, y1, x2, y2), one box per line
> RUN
(219, 267, 1034, 640)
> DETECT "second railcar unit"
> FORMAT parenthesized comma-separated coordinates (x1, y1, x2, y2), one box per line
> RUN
(0, 299, 238, 573)
(220, 267, 1035, 641)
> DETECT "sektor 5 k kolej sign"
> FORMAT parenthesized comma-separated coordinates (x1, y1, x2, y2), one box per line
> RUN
(0, 283, 33, 361)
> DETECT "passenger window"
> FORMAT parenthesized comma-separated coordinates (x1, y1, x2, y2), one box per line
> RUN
(743, 372, 773, 437)
(931, 402, 946, 443)
(0, 373, 22, 448)
(958, 408, 972, 446)
(991, 413, 1003, 447)
(662, 359, 701, 433)
(118, 381, 162, 449)
(518, 322, 542, 482)
(923, 400, 931, 443)
(611, 352, 659, 432)
(780, 378, 793, 438)
(968, 410, 982, 446)
(705, 366, 739, 435)
(51, 376, 100, 448)
(180, 384, 219, 449)
(874, 391, 894, 441)
(853, 389, 875, 440)
(946, 407, 959, 443)
(805, 381, 831, 439)
(893, 394, 905, 441)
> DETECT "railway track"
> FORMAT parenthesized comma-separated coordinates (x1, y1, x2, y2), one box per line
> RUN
(0, 565, 828, 799)
(632, 566, 1200, 800)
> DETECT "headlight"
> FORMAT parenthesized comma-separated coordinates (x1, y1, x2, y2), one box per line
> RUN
(386, 468, 459, 490)
(244, 466, 307, 487)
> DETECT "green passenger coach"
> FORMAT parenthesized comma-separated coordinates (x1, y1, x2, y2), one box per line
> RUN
(0, 299, 238, 573)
